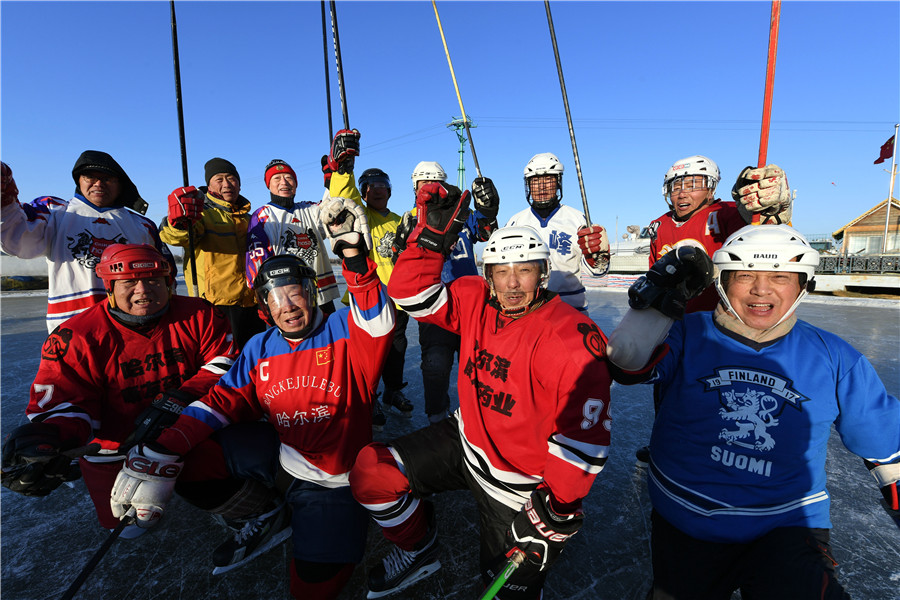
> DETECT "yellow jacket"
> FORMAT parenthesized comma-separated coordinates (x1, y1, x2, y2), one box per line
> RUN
(159, 188, 256, 307)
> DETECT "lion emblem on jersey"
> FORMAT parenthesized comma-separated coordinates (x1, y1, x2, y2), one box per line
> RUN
(280, 228, 318, 267)
(67, 232, 126, 270)
(718, 388, 779, 451)
(376, 231, 395, 259)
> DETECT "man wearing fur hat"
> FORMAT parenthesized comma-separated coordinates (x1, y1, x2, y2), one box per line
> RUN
(160, 157, 265, 349)
(0, 152, 174, 332)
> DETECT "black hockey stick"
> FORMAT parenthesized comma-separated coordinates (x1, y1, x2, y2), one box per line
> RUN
(321, 0, 334, 142)
(169, 0, 200, 297)
(59, 507, 136, 600)
(328, 0, 350, 130)
(544, 1, 591, 226)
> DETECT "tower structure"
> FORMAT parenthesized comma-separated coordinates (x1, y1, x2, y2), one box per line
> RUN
(447, 116, 476, 189)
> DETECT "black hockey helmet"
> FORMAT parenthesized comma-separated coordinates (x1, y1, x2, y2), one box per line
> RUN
(358, 168, 391, 199)
(253, 254, 318, 310)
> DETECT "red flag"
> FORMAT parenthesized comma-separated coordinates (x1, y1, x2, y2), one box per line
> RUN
(874, 135, 895, 164)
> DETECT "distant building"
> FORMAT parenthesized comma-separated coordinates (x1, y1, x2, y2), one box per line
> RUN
(832, 198, 899, 255)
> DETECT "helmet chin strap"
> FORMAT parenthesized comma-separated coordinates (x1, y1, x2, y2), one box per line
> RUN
(280, 308, 322, 340)
(715, 278, 809, 330)
(489, 287, 548, 319)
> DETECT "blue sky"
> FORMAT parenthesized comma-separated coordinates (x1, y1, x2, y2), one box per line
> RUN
(2, 1, 898, 247)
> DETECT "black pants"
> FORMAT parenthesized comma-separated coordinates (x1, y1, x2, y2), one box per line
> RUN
(217, 304, 266, 350)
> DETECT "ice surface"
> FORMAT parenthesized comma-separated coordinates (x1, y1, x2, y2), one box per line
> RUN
(1, 289, 897, 599)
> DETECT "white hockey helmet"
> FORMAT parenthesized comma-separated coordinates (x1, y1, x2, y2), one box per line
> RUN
(411, 161, 447, 191)
(662, 155, 720, 207)
(481, 226, 551, 289)
(712, 224, 820, 327)
(523, 152, 564, 207)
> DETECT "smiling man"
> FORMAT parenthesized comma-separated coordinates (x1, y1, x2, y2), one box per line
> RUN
(606, 225, 900, 600)
(350, 187, 613, 600)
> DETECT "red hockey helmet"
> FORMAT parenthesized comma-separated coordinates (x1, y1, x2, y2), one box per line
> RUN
(96, 244, 173, 293)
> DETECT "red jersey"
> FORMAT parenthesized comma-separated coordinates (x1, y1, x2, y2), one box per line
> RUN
(27, 297, 237, 462)
(156, 259, 393, 488)
(389, 245, 612, 510)
(649, 200, 747, 312)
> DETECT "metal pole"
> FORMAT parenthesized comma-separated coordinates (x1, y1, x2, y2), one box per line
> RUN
(432, 0, 482, 179)
(170, 0, 199, 297)
(321, 1, 334, 141)
(544, 1, 591, 226)
(329, 0, 350, 130)
(881, 124, 898, 253)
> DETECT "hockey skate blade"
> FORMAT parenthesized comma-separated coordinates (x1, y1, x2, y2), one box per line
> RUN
(365, 560, 442, 599)
(211, 526, 292, 575)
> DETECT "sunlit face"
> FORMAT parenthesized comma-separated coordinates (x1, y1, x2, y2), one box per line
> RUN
(489, 261, 542, 311)
(268, 173, 297, 198)
(528, 175, 558, 205)
(112, 277, 169, 316)
(667, 175, 713, 219)
(78, 171, 120, 208)
(267, 284, 314, 334)
(365, 181, 391, 212)
(208, 173, 241, 204)
(724, 270, 802, 330)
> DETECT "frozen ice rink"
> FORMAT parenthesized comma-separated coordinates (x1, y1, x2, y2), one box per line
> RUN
(2, 287, 898, 600)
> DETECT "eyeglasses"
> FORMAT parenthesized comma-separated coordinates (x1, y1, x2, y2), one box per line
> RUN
(80, 172, 118, 185)
(666, 175, 708, 195)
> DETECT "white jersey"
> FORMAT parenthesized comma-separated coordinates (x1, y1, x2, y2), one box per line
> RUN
(0, 194, 173, 332)
(245, 200, 340, 306)
(506, 204, 607, 311)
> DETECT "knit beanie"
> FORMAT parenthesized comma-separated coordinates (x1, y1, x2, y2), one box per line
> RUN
(264, 159, 297, 187)
(205, 158, 240, 186)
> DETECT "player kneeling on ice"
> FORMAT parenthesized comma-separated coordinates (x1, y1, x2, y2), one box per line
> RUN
(113, 199, 394, 597)
(349, 179, 613, 600)
(605, 224, 900, 600)
(0, 243, 283, 551)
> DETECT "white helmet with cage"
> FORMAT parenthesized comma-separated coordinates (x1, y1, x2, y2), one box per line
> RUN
(481, 226, 551, 289)
(523, 152, 564, 207)
(411, 161, 447, 191)
(662, 155, 720, 209)
(712, 224, 820, 327)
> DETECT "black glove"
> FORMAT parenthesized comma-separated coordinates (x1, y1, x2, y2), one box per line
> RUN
(409, 182, 471, 256)
(1, 422, 80, 497)
(471, 177, 499, 221)
(327, 129, 360, 175)
(321, 155, 334, 190)
(628, 246, 714, 320)
(506, 488, 583, 572)
(121, 390, 195, 452)
(391, 210, 416, 264)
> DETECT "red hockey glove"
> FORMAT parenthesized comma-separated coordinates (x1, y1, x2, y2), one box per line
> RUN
(327, 129, 360, 175)
(577, 225, 610, 269)
(629, 245, 714, 320)
(409, 181, 471, 256)
(865, 459, 900, 515)
(121, 390, 195, 452)
(1, 161, 19, 207)
(167, 186, 204, 227)
(506, 488, 583, 572)
(321, 155, 334, 189)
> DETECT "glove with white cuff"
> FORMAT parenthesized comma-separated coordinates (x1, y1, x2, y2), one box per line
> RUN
(110, 443, 183, 529)
(865, 459, 899, 516)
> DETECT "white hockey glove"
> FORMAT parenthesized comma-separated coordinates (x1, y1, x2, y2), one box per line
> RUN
(110, 443, 183, 528)
(732, 164, 792, 225)
(319, 196, 372, 259)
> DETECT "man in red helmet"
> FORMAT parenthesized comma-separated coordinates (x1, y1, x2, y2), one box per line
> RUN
(1, 244, 285, 559)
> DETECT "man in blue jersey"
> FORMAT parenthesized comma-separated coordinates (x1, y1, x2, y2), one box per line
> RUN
(606, 224, 899, 600)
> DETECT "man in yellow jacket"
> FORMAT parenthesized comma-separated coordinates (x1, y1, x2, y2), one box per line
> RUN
(160, 158, 265, 349)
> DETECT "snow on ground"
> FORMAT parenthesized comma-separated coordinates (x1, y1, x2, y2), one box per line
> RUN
(1, 288, 897, 600)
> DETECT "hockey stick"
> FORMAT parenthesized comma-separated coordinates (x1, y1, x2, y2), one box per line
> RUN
(431, 0, 483, 179)
(478, 549, 525, 600)
(58, 507, 136, 600)
(321, 1, 334, 142)
(169, 0, 199, 297)
(328, 0, 350, 130)
(757, 0, 781, 170)
(544, 1, 591, 226)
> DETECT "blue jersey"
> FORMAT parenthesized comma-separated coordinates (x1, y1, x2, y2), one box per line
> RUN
(441, 211, 484, 283)
(647, 312, 900, 543)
